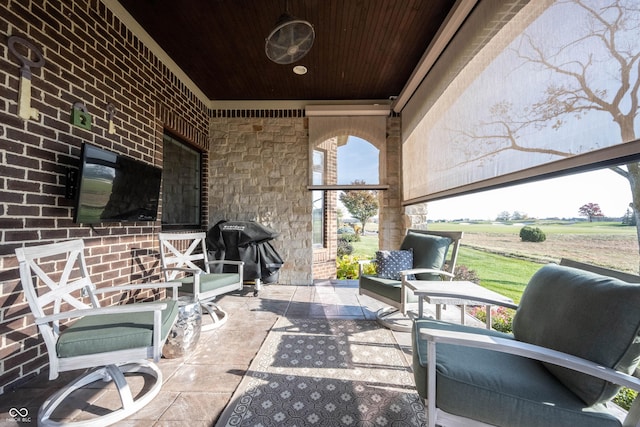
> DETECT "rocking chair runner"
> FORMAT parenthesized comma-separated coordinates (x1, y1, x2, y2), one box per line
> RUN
(158, 231, 244, 330)
(15, 239, 180, 426)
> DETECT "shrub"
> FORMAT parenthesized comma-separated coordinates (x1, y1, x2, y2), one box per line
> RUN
(337, 239, 353, 257)
(468, 306, 514, 333)
(337, 226, 355, 234)
(614, 387, 637, 411)
(338, 233, 359, 243)
(453, 264, 480, 283)
(519, 226, 546, 242)
(336, 255, 375, 279)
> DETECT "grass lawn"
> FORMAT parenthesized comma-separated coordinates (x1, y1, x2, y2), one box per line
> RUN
(428, 220, 636, 236)
(457, 247, 540, 303)
(350, 234, 379, 258)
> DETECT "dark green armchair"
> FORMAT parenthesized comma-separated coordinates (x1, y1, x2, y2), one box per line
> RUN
(358, 229, 463, 331)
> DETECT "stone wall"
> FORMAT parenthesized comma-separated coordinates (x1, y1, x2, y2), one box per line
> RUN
(209, 111, 312, 285)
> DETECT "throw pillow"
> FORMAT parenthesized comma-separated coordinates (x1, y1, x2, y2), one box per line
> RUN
(376, 249, 414, 281)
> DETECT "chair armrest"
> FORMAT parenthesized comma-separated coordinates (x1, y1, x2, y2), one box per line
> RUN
(419, 328, 640, 391)
(162, 266, 201, 274)
(401, 268, 455, 279)
(36, 302, 168, 325)
(93, 281, 181, 299)
(358, 259, 376, 276)
(206, 260, 244, 267)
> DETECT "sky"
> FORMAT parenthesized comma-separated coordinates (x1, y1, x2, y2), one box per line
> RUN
(336, 137, 632, 221)
(426, 168, 631, 221)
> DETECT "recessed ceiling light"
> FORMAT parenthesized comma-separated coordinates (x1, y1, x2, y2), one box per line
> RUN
(293, 65, 308, 75)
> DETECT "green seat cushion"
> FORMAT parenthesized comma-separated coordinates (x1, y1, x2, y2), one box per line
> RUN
(400, 232, 451, 281)
(57, 299, 179, 358)
(177, 272, 241, 294)
(513, 264, 640, 405)
(412, 319, 622, 427)
(359, 274, 418, 304)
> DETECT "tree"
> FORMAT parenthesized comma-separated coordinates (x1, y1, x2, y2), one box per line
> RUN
(339, 180, 378, 234)
(496, 211, 511, 221)
(511, 211, 528, 221)
(579, 202, 604, 222)
(622, 207, 636, 225)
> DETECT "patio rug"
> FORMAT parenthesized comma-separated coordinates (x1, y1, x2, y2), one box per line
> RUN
(216, 317, 426, 426)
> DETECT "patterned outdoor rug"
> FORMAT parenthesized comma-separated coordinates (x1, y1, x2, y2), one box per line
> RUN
(216, 317, 426, 426)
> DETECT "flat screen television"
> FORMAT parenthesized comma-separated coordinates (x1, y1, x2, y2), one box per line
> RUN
(73, 143, 162, 224)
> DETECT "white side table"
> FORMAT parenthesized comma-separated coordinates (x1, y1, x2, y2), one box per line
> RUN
(403, 280, 517, 329)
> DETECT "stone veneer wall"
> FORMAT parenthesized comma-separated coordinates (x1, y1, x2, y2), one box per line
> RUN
(0, 0, 210, 394)
(381, 115, 405, 250)
(209, 111, 312, 285)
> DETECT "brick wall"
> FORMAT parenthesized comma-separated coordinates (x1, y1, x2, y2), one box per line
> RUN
(0, 0, 210, 393)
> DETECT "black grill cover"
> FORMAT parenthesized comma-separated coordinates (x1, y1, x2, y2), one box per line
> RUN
(207, 220, 284, 284)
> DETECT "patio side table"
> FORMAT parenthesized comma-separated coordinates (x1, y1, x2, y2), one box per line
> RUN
(163, 296, 202, 358)
(403, 280, 517, 329)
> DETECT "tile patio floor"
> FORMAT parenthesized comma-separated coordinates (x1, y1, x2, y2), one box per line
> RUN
(0, 280, 476, 426)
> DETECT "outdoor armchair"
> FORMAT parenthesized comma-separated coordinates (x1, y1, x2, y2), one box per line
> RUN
(358, 229, 463, 331)
(158, 231, 243, 330)
(412, 261, 640, 427)
(15, 239, 180, 426)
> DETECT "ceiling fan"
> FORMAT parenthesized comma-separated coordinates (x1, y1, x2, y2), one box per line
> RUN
(265, 4, 315, 65)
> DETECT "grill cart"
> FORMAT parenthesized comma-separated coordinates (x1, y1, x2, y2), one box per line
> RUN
(207, 220, 284, 296)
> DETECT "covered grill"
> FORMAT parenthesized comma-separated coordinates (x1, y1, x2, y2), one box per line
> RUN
(206, 220, 284, 295)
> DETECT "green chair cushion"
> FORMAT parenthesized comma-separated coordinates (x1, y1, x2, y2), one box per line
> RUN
(412, 319, 623, 427)
(513, 264, 640, 405)
(359, 232, 452, 305)
(56, 299, 179, 358)
(400, 232, 451, 281)
(359, 274, 418, 304)
(177, 272, 241, 294)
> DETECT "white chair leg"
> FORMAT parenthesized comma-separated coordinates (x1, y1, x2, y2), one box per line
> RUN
(200, 300, 229, 331)
(38, 360, 162, 427)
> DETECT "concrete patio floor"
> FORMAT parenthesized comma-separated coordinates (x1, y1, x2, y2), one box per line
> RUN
(0, 280, 476, 426)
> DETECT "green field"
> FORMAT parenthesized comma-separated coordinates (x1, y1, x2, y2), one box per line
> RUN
(427, 220, 636, 236)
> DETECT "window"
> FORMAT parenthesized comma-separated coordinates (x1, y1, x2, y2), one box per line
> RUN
(312, 190, 325, 247)
(162, 132, 201, 228)
(312, 150, 325, 246)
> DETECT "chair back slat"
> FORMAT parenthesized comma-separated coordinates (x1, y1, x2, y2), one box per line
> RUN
(16, 240, 97, 317)
(158, 232, 210, 280)
(15, 239, 97, 353)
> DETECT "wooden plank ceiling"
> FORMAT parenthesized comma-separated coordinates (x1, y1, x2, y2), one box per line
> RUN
(118, 0, 456, 102)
